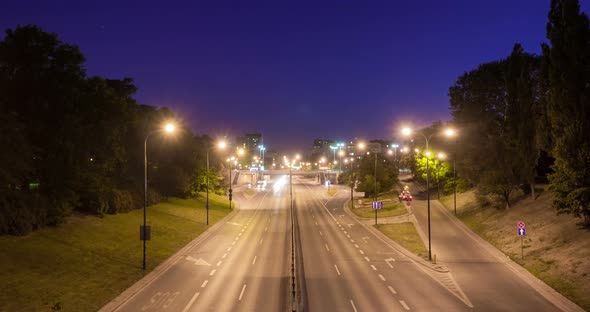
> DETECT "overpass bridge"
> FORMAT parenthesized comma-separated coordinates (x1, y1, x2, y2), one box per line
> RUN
(234, 169, 341, 185)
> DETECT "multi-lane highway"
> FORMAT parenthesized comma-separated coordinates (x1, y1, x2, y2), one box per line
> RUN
(103, 175, 572, 311)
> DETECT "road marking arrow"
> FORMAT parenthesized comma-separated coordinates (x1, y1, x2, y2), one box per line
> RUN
(385, 257, 396, 268)
(362, 237, 370, 243)
(185, 256, 211, 266)
(347, 224, 354, 228)
(339, 214, 345, 218)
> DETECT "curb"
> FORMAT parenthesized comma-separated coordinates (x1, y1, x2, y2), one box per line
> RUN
(342, 198, 449, 274)
(99, 201, 240, 312)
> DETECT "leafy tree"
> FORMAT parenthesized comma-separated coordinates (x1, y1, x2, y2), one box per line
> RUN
(356, 153, 398, 198)
(544, 0, 590, 227)
(415, 155, 450, 199)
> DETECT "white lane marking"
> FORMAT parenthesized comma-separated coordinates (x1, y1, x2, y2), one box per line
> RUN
(388, 285, 397, 295)
(201, 280, 208, 288)
(350, 239, 354, 243)
(319, 231, 323, 236)
(399, 300, 410, 310)
(359, 250, 365, 255)
(325, 243, 330, 252)
(227, 247, 232, 252)
(222, 253, 227, 259)
(265, 226, 268, 232)
(334, 264, 341, 276)
(370, 265, 377, 271)
(239, 284, 247, 301)
(252, 256, 257, 265)
(217, 261, 222, 267)
(347, 223, 354, 228)
(181, 292, 200, 312)
(209, 269, 216, 276)
(350, 299, 358, 312)
(354, 244, 359, 248)
(232, 241, 236, 246)
(315, 221, 318, 226)
(343, 230, 347, 234)
(234, 237, 239, 241)
(379, 274, 386, 281)
(364, 256, 370, 262)
(238, 232, 242, 237)
(259, 238, 264, 245)
(385, 258, 396, 268)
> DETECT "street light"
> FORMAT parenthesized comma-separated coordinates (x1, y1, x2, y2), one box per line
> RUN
(142, 121, 176, 270)
(443, 129, 458, 215)
(206, 140, 226, 226)
(402, 126, 455, 261)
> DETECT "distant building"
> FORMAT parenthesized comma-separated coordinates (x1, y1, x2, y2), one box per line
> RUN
(237, 133, 263, 153)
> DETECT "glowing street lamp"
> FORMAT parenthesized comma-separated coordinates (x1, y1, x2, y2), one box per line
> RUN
(142, 121, 176, 270)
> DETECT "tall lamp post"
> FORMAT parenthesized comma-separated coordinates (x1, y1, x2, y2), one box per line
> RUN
(402, 127, 455, 261)
(143, 122, 176, 271)
(444, 129, 457, 215)
(206, 141, 227, 225)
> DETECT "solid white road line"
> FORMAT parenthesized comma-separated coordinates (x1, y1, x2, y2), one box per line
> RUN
(334, 264, 341, 276)
(209, 269, 216, 276)
(379, 274, 386, 281)
(399, 300, 410, 310)
(201, 280, 208, 288)
(388, 285, 397, 295)
(252, 256, 257, 265)
(325, 243, 330, 252)
(239, 284, 247, 301)
(350, 299, 358, 312)
(181, 292, 200, 312)
(370, 265, 377, 271)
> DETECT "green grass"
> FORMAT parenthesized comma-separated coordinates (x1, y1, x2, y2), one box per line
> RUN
(0, 193, 231, 312)
(375, 223, 428, 259)
(350, 200, 407, 218)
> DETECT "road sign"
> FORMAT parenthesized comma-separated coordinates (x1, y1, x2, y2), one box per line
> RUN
(372, 201, 383, 210)
(518, 228, 526, 236)
(517, 221, 525, 229)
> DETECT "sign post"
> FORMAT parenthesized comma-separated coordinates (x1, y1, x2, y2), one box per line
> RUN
(372, 201, 383, 225)
(517, 221, 526, 259)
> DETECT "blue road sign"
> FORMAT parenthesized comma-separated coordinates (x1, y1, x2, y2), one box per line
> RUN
(518, 228, 526, 236)
(372, 201, 383, 210)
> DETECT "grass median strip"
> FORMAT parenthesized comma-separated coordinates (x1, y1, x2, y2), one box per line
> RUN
(350, 200, 407, 218)
(375, 223, 428, 260)
(0, 193, 231, 312)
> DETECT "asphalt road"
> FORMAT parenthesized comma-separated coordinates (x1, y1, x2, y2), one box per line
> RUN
(108, 175, 565, 312)
(294, 177, 470, 311)
(113, 176, 291, 312)
(407, 183, 560, 311)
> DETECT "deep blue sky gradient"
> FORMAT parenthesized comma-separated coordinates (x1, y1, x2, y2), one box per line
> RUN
(2, 1, 589, 153)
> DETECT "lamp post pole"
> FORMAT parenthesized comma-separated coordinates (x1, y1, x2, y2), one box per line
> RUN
(374, 152, 378, 225)
(453, 158, 457, 215)
(228, 163, 232, 210)
(206, 151, 210, 225)
(143, 134, 149, 271)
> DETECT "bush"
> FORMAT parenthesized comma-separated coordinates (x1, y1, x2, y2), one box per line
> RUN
(107, 189, 136, 214)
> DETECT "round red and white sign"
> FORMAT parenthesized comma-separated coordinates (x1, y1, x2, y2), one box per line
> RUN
(517, 221, 525, 229)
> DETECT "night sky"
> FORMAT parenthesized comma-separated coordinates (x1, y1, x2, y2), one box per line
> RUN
(2, 1, 589, 154)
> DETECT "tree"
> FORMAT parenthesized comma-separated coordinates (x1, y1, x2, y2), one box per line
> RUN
(356, 153, 398, 198)
(448, 45, 541, 209)
(545, 0, 590, 227)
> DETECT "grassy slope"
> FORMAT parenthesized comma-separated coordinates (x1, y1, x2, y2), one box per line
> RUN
(0, 193, 231, 312)
(441, 189, 590, 311)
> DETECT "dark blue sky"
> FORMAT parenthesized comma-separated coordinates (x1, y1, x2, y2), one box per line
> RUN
(2, 1, 589, 153)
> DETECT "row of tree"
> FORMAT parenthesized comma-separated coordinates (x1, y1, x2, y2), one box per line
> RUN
(0, 25, 227, 235)
(438, 0, 589, 227)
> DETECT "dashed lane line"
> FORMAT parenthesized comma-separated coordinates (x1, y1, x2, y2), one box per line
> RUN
(399, 300, 410, 310)
(238, 284, 247, 301)
(201, 280, 208, 288)
(350, 299, 358, 312)
(379, 274, 386, 281)
(181, 292, 200, 312)
(252, 256, 257, 265)
(388, 286, 397, 295)
(334, 264, 341, 276)
(370, 265, 377, 271)
(209, 269, 216, 276)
